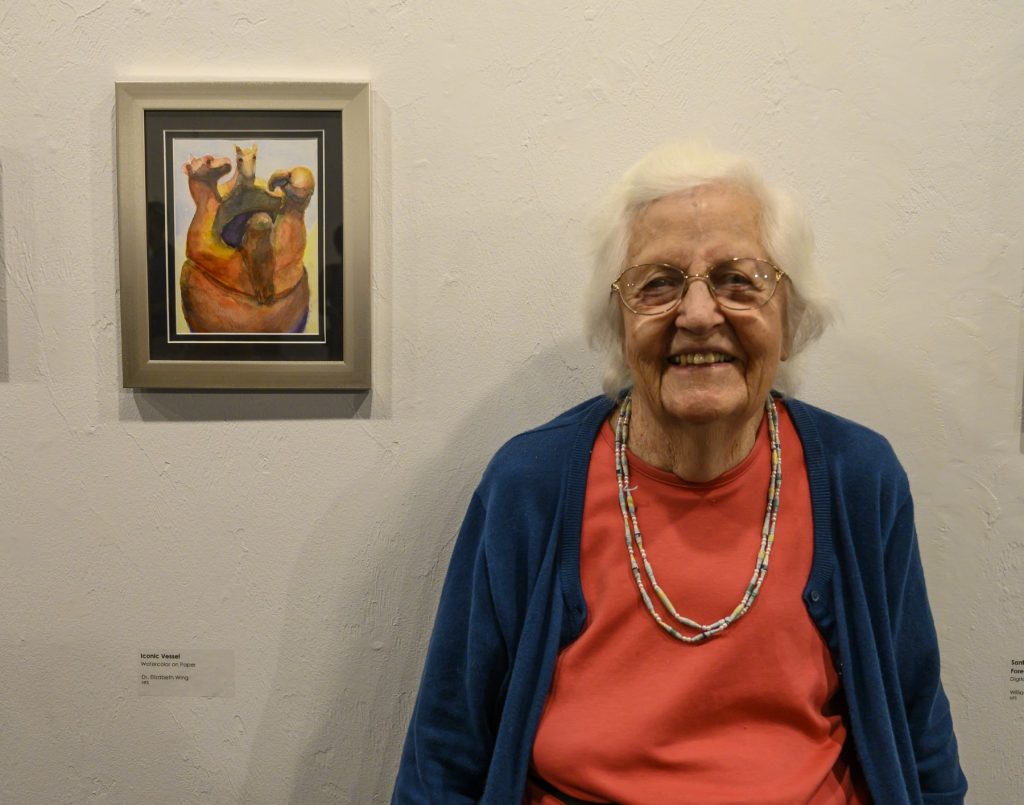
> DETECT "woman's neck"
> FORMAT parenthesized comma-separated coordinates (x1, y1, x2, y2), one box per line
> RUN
(624, 396, 765, 483)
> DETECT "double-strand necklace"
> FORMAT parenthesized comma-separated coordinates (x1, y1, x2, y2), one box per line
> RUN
(614, 393, 782, 644)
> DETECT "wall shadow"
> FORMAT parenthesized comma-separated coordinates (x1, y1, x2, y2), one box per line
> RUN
(237, 338, 597, 802)
(125, 388, 373, 422)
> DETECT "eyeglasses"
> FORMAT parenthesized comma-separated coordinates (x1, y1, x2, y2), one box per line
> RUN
(611, 258, 785, 315)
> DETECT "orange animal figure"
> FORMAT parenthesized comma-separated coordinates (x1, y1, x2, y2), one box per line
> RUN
(179, 149, 312, 334)
(268, 166, 316, 296)
(181, 155, 247, 289)
(241, 212, 277, 305)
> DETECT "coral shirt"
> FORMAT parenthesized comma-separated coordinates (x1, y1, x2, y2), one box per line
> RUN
(529, 402, 868, 804)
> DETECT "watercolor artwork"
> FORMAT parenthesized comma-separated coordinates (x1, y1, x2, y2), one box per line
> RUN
(170, 137, 321, 336)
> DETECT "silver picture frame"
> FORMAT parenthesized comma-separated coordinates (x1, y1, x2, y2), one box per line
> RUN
(115, 81, 371, 390)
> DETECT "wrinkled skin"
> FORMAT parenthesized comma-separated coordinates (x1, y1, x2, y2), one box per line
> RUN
(620, 184, 790, 482)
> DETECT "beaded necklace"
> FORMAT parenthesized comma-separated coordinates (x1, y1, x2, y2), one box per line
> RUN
(614, 393, 782, 644)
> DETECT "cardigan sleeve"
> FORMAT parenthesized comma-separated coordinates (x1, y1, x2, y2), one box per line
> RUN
(391, 491, 508, 804)
(885, 491, 968, 802)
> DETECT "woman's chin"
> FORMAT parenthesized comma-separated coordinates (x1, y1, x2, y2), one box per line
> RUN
(657, 386, 751, 428)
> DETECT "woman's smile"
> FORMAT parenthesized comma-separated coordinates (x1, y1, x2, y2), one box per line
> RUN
(667, 351, 736, 367)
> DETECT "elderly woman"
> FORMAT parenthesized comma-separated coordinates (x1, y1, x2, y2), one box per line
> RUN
(392, 143, 966, 804)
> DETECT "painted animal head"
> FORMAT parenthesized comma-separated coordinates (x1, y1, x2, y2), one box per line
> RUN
(183, 154, 232, 181)
(234, 144, 258, 179)
(268, 167, 315, 211)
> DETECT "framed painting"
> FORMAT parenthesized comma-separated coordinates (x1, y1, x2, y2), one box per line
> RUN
(115, 81, 370, 389)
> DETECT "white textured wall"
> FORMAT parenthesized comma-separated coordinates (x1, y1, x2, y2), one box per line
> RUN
(2, 1, 1021, 802)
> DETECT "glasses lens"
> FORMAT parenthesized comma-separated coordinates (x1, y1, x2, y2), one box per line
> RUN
(618, 265, 686, 313)
(707, 259, 777, 309)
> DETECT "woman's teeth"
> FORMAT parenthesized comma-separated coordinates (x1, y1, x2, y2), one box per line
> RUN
(669, 352, 734, 366)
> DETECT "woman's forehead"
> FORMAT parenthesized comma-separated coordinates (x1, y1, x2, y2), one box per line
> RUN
(628, 184, 763, 258)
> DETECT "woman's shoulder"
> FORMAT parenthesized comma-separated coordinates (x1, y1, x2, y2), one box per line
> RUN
(782, 395, 907, 486)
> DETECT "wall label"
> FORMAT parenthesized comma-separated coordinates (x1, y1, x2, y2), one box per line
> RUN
(1010, 658, 1024, 701)
(139, 649, 234, 697)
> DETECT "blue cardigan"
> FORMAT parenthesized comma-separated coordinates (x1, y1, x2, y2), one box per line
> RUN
(393, 396, 967, 804)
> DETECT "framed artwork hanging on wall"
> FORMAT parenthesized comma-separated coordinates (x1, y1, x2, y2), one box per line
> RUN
(115, 81, 371, 390)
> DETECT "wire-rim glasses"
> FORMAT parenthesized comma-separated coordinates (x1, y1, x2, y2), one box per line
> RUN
(611, 257, 785, 315)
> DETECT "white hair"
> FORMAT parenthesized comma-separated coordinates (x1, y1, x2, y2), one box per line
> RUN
(583, 141, 835, 397)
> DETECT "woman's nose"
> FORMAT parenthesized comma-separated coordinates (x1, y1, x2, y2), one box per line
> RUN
(674, 277, 724, 331)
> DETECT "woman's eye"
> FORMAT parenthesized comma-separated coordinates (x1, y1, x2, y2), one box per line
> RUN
(642, 276, 678, 290)
(713, 270, 755, 288)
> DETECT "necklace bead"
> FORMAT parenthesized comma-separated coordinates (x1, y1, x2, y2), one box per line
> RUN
(614, 393, 782, 644)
